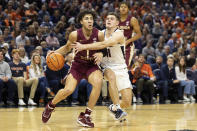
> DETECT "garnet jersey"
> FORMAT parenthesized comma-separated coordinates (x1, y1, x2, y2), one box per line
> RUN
(74, 27, 99, 65)
(118, 15, 133, 47)
(118, 15, 135, 67)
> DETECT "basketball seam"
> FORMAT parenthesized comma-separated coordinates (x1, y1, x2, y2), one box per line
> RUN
(48, 55, 58, 71)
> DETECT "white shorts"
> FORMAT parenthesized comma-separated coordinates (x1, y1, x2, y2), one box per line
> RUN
(102, 64, 133, 91)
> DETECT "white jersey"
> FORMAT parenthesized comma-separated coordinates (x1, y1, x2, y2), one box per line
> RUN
(100, 28, 132, 91)
(101, 29, 127, 70)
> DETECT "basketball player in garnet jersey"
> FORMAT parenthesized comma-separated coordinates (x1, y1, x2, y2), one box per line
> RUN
(73, 12, 133, 116)
(119, 2, 142, 69)
(42, 10, 107, 128)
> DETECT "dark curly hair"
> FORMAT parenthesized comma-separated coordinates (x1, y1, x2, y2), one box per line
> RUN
(77, 10, 97, 24)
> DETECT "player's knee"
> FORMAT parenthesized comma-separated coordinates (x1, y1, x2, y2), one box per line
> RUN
(92, 78, 102, 88)
(107, 73, 116, 82)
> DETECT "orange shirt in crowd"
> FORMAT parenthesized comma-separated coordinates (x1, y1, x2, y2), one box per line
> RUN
(131, 64, 154, 83)
(4, 19, 15, 27)
(191, 42, 197, 48)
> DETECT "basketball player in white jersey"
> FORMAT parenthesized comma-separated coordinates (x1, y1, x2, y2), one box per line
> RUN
(73, 12, 133, 117)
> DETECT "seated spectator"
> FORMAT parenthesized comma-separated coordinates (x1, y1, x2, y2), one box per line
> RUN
(161, 45, 171, 64)
(38, 5, 50, 21)
(192, 59, 197, 71)
(142, 39, 155, 64)
(9, 49, 38, 106)
(35, 46, 46, 66)
(0, 49, 16, 106)
(32, 29, 45, 47)
(40, 15, 53, 29)
(29, 53, 54, 105)
(45, 52, 69, 94)
(46, 31, 60, 50)
(166, 33, 177, 53)
(191, 36, 197, 49)
(40, 41, 49, 57)
(186, 50, 196, 68)
(160, 55, 182, 103)
(131, 54, 156, 103)
(151, 56, 163, 71)
(18, 47, 29, 64)
(15, 29, 29, 47)
(175, 57, 196, 102)
(3, 27, 13, 43)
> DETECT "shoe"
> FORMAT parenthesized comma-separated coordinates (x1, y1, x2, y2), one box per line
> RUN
(77, 112, 94, 128)
(71, 101, 79, 105)
(28, 98, 37, 106)
(18, 99, 26, 106)
(0, 101, 4, 106)
(133, 96, 137, 103)
(190, 96, 196, 102)
(165, 99, 171, 104)
(108, 104, 116, 115)
(137, 97, 143, 103)
(183, 96, 190, 102)
(7, 101, 15, 106)
(115, 109, 127, 120)
(39, 99, 45, 106)
(42, 101, 55, 123)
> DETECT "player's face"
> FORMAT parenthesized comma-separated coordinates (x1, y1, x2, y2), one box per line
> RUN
(80, 14, 94, 31)
(119, 4, 129, 15)
(106, 15, 119, 29)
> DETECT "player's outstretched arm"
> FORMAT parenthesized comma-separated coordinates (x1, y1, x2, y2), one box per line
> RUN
(55, 31, 77, 55)
(125, 17, 142, 46)
(73, 31, 124, 51)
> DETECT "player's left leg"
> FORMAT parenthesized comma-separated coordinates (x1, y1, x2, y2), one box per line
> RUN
(120, 88, 132, 108)
(78, 70, 103, 128)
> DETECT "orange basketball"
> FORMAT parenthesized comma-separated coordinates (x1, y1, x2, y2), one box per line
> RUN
(46, 52, 65, 71)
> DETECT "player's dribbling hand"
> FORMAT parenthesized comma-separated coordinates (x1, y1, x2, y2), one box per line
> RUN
(71, 42, 85, 52)
(93, 53, 103, 65)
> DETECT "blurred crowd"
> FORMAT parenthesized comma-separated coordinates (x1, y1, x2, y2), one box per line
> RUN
(0, 0, 197, 107)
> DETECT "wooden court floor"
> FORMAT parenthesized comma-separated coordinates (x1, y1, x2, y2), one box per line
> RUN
(0, 104, 197, 131)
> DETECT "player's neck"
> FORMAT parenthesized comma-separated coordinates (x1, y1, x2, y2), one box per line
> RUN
(106, 27, 117, 36)
(82, 27, 92, 39)
(120, 14, 128, 21)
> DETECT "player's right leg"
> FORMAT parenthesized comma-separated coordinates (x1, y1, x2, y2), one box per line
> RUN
(104, 68, 127, 120)
(42, 74, 78, 123)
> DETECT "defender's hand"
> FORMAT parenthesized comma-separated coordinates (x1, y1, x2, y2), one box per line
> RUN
(71, 42, 85, 52)
(93, 52, 103, 65)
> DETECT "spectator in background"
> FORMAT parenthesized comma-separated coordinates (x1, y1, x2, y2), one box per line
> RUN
(160, 55, 181, 103)
(131, 54, 156, 103)
(29, 53, 54, 105)
(38, 5, 50, 21)
(40, 41, 49, 57)
(175, 57, 196, 102)
(191, 36, 197, 49)
(40, 15, 53, 29)
(32, 29, 45, 47)
(152, 22, 162, 39)
(3, 27, 13, 43)
(46, 31, 60, 50)
(1, 43, 11, 61)
(15, 29, 29, 47)
(35, 46, 46, 66)
(166, 33, 177, 53)
(0, 49, 16, 106)
(161, 45, 171, 64)
(151, 56, 163, 71)
(186, 50, 196, 67)
(142, 39, 155, 64)
(18, 47, 29, 64)
(9, 49, 38, 106)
